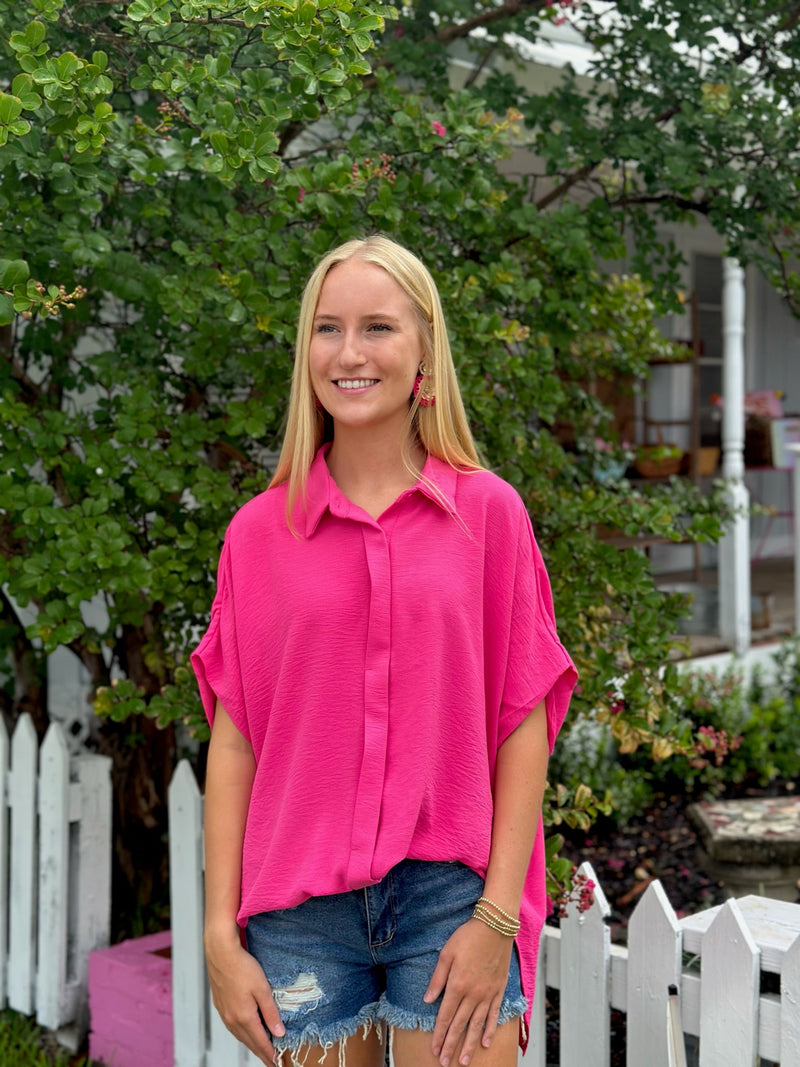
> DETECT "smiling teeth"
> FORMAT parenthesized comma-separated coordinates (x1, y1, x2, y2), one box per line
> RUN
(337, 379, 378, 389)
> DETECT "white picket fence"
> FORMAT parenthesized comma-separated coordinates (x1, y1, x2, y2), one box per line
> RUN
(0, 712, 112, 1038)
(168, 760, 800, 1066)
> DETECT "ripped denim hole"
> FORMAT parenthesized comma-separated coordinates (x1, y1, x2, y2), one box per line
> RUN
(272, 972, 325, 1013)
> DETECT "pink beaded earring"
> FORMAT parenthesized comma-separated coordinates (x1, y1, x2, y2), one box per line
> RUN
(412, 364, 435, 407)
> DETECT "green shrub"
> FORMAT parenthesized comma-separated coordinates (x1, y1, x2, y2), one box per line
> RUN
(552, 638, 800, 823)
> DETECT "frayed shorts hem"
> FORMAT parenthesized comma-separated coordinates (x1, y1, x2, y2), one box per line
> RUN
(271, 1004, 381, 1064)
(376, 993, 528, 1034)
(271, 993, 529, 1062)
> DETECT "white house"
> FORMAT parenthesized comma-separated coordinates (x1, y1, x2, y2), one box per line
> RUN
(449, 14, 800, 656)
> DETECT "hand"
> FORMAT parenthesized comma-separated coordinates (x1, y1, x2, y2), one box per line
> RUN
(423, 918, 514, 1067)
(205, 927, 286, 1066)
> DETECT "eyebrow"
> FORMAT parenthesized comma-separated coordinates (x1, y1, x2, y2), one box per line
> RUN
(313, 312, 403, 323)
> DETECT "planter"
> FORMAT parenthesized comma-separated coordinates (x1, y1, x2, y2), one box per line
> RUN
(88, 930, 173, 1067)
(681, 446, 720, 477)
(634, 452, 683, 478)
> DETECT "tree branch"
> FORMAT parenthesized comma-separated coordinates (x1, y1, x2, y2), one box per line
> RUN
(0, 587, 48, 736)
(434, 0, 540, 45)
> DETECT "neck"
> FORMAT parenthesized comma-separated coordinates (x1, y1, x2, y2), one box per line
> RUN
(325, 426, 425, 510)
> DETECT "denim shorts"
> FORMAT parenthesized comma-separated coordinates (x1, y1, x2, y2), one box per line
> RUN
(244, 859, 527, 1058)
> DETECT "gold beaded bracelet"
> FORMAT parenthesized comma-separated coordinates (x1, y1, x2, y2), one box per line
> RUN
(477, 896, 519, 925)
(471, 899, 520, 937)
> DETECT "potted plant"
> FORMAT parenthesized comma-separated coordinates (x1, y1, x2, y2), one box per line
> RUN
(634, 441, 684, 478)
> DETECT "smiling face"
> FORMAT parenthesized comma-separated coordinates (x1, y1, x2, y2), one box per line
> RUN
(308, 257, 424, 440)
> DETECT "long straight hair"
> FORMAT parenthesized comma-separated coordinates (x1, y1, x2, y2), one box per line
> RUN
(269, 236, 482, 519)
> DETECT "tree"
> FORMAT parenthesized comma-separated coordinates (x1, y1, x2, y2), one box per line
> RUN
(3, 0, 795, 916)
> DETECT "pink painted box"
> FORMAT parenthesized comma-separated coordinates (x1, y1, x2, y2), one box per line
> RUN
(88, 929, 173, 1067)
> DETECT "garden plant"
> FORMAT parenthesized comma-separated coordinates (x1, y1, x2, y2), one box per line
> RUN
(2, 0, 800, 920)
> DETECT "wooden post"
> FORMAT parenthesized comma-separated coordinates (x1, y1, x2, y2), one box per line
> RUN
(35, 724, 70, 1030)
(70, 750, 113, 1032)
(782, 932, 800, 1066)
(717, 257, 751, 655)
(8, 713, 38, 1015)
(0, 718, 8, 1008)
(524, 929, 547, 1067)
(560, 861, 610, 1067)
(787, 442, 800, 636)
(169, 760, 207, 1067)
(699, 898, 759, 1066)
(627, 881, 683, 1067)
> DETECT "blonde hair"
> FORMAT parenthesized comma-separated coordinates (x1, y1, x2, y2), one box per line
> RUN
(269, 235, 482, 517)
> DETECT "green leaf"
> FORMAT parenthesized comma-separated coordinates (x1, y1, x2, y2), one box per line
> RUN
(11, 73, 32, 95)
(25, 21, 47, 49)
(0, 259, 30, 288)
(351, 32, 373, 52)
(0, 293, 15, 325)
(127, 0, 155, 21)
(319, 67, 346, 85)
(0, 93, 23, 124)
(353, 15, 384, 32)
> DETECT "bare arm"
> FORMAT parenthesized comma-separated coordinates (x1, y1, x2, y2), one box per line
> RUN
(204, 701, 285, 1065)
(425, 702, 549, 1067)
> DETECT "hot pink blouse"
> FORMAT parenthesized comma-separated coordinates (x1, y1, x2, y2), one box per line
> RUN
(191, 445, 576, 1044)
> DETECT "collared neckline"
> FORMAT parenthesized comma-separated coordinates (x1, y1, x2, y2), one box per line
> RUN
(300, 443, 460, 537)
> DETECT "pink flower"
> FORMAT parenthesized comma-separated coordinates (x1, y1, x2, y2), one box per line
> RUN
(431, 121, 446, 138)
(297, 188, 306, 203)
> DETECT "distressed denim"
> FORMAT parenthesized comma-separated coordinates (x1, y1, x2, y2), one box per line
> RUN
(245, 859, 527, 1064)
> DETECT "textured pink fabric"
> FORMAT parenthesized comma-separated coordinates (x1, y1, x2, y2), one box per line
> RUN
(191, 445, 576, 1043)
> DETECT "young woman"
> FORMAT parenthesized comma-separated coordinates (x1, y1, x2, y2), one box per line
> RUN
(192, 236, 576, 1067)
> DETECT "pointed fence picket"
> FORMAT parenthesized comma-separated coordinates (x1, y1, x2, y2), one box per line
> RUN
(0, 714, 113, 1037)
(168, 760, 800, 1067)
(626, 879, 682, 1067)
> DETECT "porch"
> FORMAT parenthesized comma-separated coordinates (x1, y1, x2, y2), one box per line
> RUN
(661, 556, 796, 660)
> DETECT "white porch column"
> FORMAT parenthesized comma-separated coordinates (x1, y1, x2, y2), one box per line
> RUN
(717, 258, 751, 654)
(789, 443, 800, 636)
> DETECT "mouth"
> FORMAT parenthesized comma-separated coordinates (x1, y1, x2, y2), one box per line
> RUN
(334, 378, 379, 390)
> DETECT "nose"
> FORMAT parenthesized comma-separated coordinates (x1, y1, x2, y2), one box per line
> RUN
(339, 330, 367, 369)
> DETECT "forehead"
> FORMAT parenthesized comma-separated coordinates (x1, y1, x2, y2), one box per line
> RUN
(316, 258, 413, 312)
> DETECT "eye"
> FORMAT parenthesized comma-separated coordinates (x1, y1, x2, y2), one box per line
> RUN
(368, 322, 392, 332)
(314, 323, 337, 334)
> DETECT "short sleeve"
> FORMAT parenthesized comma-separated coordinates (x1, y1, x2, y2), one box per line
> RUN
(190, 539, 250, 741)
(497, 508, 577, 752)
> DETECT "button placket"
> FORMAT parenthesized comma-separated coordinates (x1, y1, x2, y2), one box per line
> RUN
(347, 520, 392, 884)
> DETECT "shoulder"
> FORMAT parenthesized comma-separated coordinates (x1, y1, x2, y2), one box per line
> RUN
(451, 467, 531, 531)
(224, 482, 289, 546)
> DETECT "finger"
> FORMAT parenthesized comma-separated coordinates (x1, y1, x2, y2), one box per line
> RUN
(431, 994, 458, 1058)
(480, 997, 501, 1048)
(226, 1006, 278, 1066)
(457, 1010, 489, 1065)
(257, 988, 286, 1039)
(424, 953, 451, 1005)
(437, 1000, 477, 1066)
